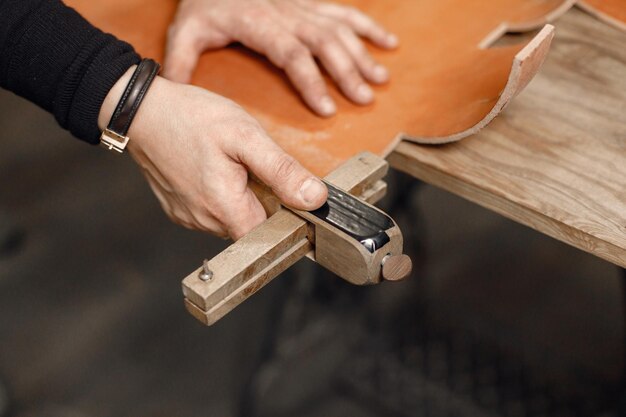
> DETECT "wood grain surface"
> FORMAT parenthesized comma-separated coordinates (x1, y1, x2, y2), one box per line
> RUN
(67, 0, 571, 176)
(389, 9, 626, 268)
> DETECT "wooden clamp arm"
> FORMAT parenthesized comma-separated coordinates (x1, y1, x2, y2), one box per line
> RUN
(183, 210, 311, 325)
(182, 152, 410, 326)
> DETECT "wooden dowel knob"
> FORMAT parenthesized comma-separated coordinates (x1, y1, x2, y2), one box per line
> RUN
(382, 254, 412, 281)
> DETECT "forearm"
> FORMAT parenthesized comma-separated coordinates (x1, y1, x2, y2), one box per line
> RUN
(0, 0, 140, 144)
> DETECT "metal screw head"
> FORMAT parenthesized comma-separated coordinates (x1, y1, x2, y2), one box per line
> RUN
(198, 259, 213, 281)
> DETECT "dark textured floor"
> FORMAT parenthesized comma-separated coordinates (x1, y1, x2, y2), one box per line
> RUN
(0, 85, 623, 417)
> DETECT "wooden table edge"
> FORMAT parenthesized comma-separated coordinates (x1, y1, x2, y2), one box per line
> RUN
(388, 142, 626, 269)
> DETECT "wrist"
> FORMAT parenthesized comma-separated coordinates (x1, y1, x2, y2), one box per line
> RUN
(126, 75, 168, 151)
(97, 61, 164, 152)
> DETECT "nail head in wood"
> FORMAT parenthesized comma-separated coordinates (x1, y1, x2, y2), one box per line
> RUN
(381, 254, 412, 281)
(198, 259, 213, 281)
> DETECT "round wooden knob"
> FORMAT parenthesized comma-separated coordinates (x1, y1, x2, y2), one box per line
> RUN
(382, 254, 412, 281)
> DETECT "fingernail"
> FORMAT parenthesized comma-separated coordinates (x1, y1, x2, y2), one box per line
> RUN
(357, 84, 374, 103)
(374, 65, 389, 82)
(387, 34, 398, 47)
(300, 178, 325, 205)
(319, 96, 336, 116)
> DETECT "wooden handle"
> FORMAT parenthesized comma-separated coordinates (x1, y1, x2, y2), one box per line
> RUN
(182, 210, 311, 325)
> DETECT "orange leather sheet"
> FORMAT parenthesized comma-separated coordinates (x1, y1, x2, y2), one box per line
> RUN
(68, 0, 572, 176)
(578, 0, 626, 30)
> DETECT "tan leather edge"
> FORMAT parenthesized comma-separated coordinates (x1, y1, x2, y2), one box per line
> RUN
(577, 1, 626, 31)
(508, 0, 577, 31)
(403, 24, 555, 145)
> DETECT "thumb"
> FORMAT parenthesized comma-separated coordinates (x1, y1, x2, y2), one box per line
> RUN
(162, 26, 201, 83)
(239, 133, 328, 211)
(163, 20, 231, 83)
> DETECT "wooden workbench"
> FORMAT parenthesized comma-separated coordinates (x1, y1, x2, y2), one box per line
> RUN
(388, 9, 626, 268)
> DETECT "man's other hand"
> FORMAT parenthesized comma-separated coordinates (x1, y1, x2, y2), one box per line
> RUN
(163, 0, 398, 117)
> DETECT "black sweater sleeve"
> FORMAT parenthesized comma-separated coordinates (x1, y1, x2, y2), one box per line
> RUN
(0, 0, 141, 144)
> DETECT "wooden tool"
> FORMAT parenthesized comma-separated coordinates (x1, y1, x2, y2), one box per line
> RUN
(182, 152, 411, 325)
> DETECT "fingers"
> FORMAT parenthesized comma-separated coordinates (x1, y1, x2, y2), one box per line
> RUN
(335, 26, 389, 84)
(238, 22, 337, 117)
(164, 0, 396, 113)
(218, 180, 269, 240)
(140, 150, 258, 239)
(277, 4, 393, 107)
(309, 2, 398, 49)
(236, 5, 394, 114)
(143, 169, 230, 237)
(233, 126, 327, 211)
(277, 39, 337, 117)
(296, 22, 373, 104)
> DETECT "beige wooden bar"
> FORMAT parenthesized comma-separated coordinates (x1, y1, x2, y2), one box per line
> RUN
(388, 9, 626, 268)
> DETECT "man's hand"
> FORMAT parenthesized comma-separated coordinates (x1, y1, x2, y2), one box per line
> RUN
(99, 67, 327, 240)
(163, 0, 398, 117)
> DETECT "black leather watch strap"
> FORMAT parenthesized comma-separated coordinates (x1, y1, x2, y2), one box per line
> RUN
(101, 58, 160, 152)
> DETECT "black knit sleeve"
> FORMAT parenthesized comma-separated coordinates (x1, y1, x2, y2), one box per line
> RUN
(0, 0, 141, 144)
